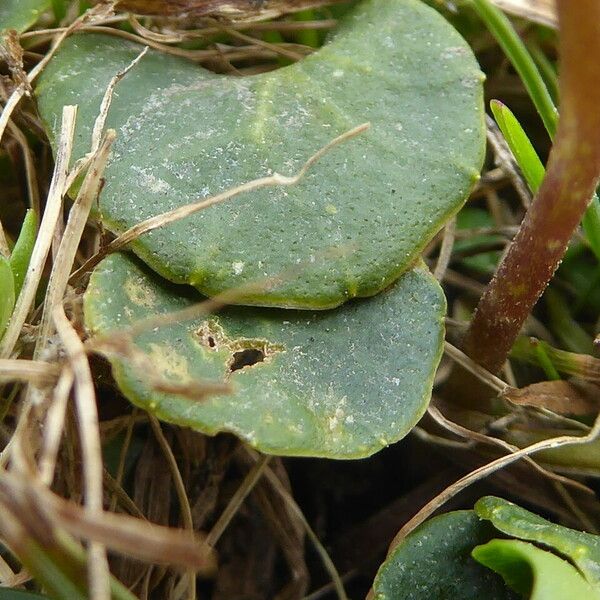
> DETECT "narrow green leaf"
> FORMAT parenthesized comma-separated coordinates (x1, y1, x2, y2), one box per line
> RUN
(9, 210, 37, 300)
(0, 589, 51, 599)
(0, 256, 15, 340)
(490, 100, 545, 193)
(474, 0, 600, 262)
(473, 539, 600, 600)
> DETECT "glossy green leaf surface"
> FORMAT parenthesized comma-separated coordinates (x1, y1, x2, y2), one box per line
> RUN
(372, 511, 516, 599)
(38, 0, 485, 309)
(473, 539, 600, 600)
(84, 253, 445, 458)
(0, 255, 15, 339)
(0, 0, 50, 33)
(476, 496, 600, 587)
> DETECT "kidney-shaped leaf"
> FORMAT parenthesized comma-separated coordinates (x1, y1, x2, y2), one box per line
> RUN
(475, 496, 600, 587)
(38, 0, 485, 309)
(473, 539, 600, 600)
(372, 511, 516, 599)
(84, 253, 445, 458)
(0, 0, 50, 33)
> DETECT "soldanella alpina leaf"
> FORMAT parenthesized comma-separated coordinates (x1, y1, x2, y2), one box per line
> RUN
(37, 0, 485, 309)
(84, 253, 445, 458)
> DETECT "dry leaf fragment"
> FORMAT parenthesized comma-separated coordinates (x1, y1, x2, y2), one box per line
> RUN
(491, 0, 557, 27)
(504, 380, 600, 416)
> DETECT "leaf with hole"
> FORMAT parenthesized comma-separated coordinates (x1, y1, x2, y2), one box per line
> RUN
(371, 510, 517, 599)
(472, 539, 600, 600)
(475, 495, 600, 587)
(84, 252, 445, 458)
(37, 0, 485, 309)
(0, 0, 50, 33)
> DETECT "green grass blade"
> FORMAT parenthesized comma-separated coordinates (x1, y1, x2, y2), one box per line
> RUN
(490, 100, 544, 192)
(490, 100, 600, 262)
(0, 255, 15, 339)
(9, 209, 37, 299)
(473, 0, 600, 261)
(471, 0, 558, 136)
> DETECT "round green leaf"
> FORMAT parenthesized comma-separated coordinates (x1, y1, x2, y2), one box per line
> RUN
(38, 0, 485, 309)
(0, 0, 50, 33)
(84, 253, 445, 458)
(372, 511, 516, 599)
(475, 496, 600, 587)
(473, 539, 600, 600)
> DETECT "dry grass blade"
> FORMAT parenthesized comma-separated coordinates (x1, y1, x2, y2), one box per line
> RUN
(433, 217, 456, 281)
(0, 106, 77, 359)
(38, 367, 74, 485)
(0, 359, 59, 385)
(34, 131, 115, 362)
(70, 122, 370, 283)
(46, 490, 216, 571)
(148, 415, 196, 600)
(0, 3, 116, 145)
(53, 305, 110, 600)
(206, 452, 271, 546)
(245, 448, 348, 600)
(444, 341, 510, 394)
(66, 49, 148, 190)
(387, 413, 600, 552)
(427, 404, 593, 494)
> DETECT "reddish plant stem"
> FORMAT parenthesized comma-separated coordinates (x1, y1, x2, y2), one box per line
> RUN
(461, 0, 600, 375)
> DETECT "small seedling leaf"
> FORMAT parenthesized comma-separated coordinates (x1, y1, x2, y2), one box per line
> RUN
(372, 511, 516, 599)
(472, 539, 600, 600)
(475, 495, 600, 587)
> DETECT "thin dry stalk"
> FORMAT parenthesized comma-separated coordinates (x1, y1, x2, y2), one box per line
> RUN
(443, 341, 509, 394)
(38, 367, 74, 485)
(148, 415, 196, 600)
(245, 448, 348, 600)
(0, 106, 77, 359)
(387, 413, 600, 551)
(433, 218, 456, 281)
(0, 4, 117, 145)
(70, 122, 370, 283)
(206, 453, 271, 546)
(53, 305, 110, 600)
(427, 404, 593, 494)
(6, 120, 41, 213)
(219, 25, 306, 61)
(0, 359, 59, 385)
(34, 131, 115, 361)
(65, 49, 148, 190)
(0, 221, 10, 257)
(108, 410, 137, 512)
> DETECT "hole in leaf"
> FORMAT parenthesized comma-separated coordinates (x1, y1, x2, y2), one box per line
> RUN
(229, 348, 265, 372)
(207, 336, 216, 348)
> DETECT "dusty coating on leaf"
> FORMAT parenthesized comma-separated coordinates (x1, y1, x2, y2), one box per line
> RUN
(37, 0, 485, 309)
(84, 253, 446, 458)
